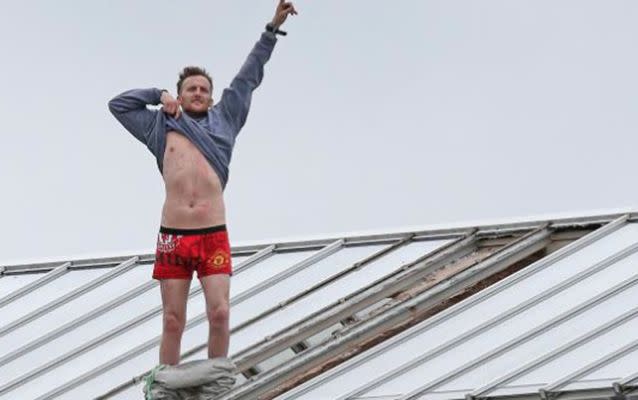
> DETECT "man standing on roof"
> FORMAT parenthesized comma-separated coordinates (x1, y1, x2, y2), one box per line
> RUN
(108, 0, 297, 365)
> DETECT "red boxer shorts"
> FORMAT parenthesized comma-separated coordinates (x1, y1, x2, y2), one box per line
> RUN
(153, 225, 233, 280)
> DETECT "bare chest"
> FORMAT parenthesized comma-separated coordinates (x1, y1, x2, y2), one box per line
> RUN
(162, 131, 222, 192)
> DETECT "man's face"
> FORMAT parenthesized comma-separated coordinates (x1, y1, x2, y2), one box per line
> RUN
(178, 75, 213, 113)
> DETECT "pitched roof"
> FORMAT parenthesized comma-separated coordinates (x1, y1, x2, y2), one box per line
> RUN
(1, 212, 636, 399)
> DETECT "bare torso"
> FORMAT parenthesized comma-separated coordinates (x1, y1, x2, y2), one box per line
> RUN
(161, 131, 226, 228)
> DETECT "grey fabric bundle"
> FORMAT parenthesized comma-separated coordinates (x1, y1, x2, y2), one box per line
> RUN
(143, 358, 237, 400)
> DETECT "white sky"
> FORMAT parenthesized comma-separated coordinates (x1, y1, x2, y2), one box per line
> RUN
(1, 0, 637, 264)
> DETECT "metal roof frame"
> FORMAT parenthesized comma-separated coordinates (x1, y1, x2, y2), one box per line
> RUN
(0, 261, 70, 308)
(0, 212, 631, 400)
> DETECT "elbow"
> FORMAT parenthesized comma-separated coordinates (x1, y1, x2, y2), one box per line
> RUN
(107, 97, 121, 116)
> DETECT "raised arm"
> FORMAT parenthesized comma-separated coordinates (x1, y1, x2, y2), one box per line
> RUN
(217, 1, 297, 134)
(108, 88, 165, 146)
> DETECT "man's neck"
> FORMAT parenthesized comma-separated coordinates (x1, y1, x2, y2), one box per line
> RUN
(184, 110, 208, 119)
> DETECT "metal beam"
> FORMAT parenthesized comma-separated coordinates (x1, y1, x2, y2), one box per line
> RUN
(471, 383, 638, 400)
(618, 370, 638, 391)
(1, 254, 151, 274)
(233, 244, 276, 274)
(0, 262, 70, 308)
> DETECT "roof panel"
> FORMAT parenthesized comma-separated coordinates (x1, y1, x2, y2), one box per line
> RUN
(0, 268, 106, 328)
(62, 346, 158, 399)
(575, 347, 638, 386)
(0, 272, 51, 294)
(229, 251, 314, 295)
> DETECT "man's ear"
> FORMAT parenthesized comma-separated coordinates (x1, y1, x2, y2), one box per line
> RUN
(177, 95, 183, 105)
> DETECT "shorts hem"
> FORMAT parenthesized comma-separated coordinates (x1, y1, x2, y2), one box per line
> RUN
(153, 274, 193, 280)
(197, 270, 233, 278)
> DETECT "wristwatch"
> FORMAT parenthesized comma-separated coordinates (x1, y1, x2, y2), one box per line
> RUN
(266, 22, 287, 36)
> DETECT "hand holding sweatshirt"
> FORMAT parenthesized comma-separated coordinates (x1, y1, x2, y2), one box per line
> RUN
(108, 31, 278, 189)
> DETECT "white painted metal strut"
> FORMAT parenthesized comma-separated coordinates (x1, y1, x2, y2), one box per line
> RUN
(233, 244, 276, 274)
(0, 261, 70, 308)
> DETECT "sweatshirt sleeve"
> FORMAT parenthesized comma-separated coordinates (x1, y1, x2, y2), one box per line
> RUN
(217, 32, 277, 135)
(108, 88, 163, 146)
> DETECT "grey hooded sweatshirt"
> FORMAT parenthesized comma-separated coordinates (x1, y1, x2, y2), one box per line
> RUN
(108, 31, 277, 189)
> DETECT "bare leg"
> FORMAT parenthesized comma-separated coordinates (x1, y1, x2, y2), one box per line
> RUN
(200, 274, 230, 358)
(159, 279, 191, 365)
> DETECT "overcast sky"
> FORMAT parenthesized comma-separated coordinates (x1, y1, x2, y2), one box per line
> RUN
(1, 1, 637, 264)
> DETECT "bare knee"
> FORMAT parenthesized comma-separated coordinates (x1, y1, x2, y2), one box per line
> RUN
(163, 310, 186, 336)
(207, 303, 229, 328)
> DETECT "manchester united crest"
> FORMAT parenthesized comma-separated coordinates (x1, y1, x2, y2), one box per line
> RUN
(208, 250, 230, 269)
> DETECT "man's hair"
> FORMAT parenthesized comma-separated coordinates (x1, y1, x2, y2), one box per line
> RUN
(176, 66, 213, 94)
